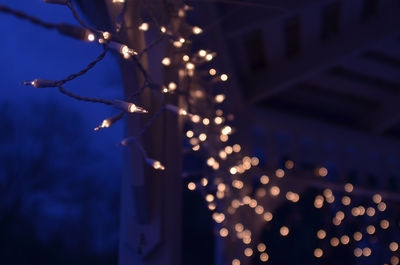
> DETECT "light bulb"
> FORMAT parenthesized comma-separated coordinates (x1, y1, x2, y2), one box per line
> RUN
(113, 100, 148, 113)
(22, 79, 57, 88)
(139, 23, 149, 31)
(94, 113, 124, 131)
(162, 57, 171, 66)
(192, 26, 203, 34)
(146, 158, 165, 170)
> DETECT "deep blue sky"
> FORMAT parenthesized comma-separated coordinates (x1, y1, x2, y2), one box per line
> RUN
(0, 0, 124, 164)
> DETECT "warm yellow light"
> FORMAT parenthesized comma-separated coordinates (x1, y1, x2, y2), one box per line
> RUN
(139, 22, 149, 31)
(215, 94, 226, 103)
(255, 205, 264, 215)
(318, 167, 328, 177)
(260, 175, 269, 184)
(214, 116, 223, 124)
(221, 126, 232, 135)
(173, 41, 183, 48)
(354, 248, 362, 257)
(202, 118, 210, 125)
(378, 202, 387, 211)
(260, 253, 269, 262)
(330, 237, 339, 247)
(186, 62, 195, 70)
(353, 232, 362, 241)
(233, 144, 241, 152)
(344, 183, 353, 193)
(263, 212, 273, 222)
(201, 178, 208, 186)
(367, 207, 375, 216)
(381, 219, 390, 229)
(230, 167, 237, 175)
(314, 248, 323, 258)
(162, 57, 171, 66)
(373, 194, 382, 204)
(341, 196, 351, 206)
(220, 74, 228, 81)
(390, 242, 399, 252)
(208, 203, 216, 211)
(235, 223, 244, 232)
(206, 194, 214, 202)
(244, 248, 253, 257)
(186, 130, 194, 138)
(391, 256, 399, 265)
(340, 235, 350, 245)
(87, 33, 95, 42)
(232, 180, 243, 189)
(198, 49, 207, 57)
(209, 68, 217, 76)
(152, 160, 165, 170)
(336, 211, 345, 220)
(280, 226, 289, 236)
(363, 247, 371, 257)
(199, 133, 207, 141)
(285, 160, 294, 169)
(317, 229, 326, 239)
(205, 54, 213, 61)
(192, 26, 203, 34)
(220, 228, 229, 237)
(232, 259, 240, 265)
(257, 243, 266, 252)
(270, 186, 280, 197)
(275, 169, 285, 178)
(187, 182, 196, 190)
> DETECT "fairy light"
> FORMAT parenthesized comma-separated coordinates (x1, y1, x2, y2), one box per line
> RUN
(145, 158, 165, 170)
(354, 248, 362, 257)
(317, 167, 328, 177)
(87, 33, 95, 42)
(380, 219, 390, 229)
(192, 26, 203, 34)
(202, 118, 210, 125)
(162, 57, 171, 66)
(260, 175, 269, 184)
(330, 237, 339, 247)
(353, 232, 362, 241)
(275, 169, 285, 178)
(317, 229, 326, 239)
(263, 212, 273, 222)
(215, 94, 226, 103)
(220, 228, 229, 237)
(113, 100, 148, 113)
(188, 182, 196, 190)
(314, 248, 323, 258)
(363, 247, 372, 257)
(186, 130, 194, 138)
(220, 74, 228, 81)
(198, 49, 207, 57)
(344, 183, 353, 193)
(373, 194, 382, 204)
(260, 253, 269, 262)
(232, 259, 240, 265)
(94, 113, 123, 131)
(340, 235, 350, 245)
(280, 226, 289, 236)
(160, 26, 167, 33)
(390, 242, 399, 252)
(209, 68, 217, 76)
(205, 54, 213, 61)
(186, 62, 195, 70)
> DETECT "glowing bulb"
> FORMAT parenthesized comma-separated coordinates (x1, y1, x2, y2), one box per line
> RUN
(162, 57, 171, 66)
(199, 133, 207, 141)
(168, 82, 177, 91)
(203, 118, 210, 125)
(257, 243, 266, 252)
(192, 26, 203, 34)
(187, 182, 196, 190)
(263, 212, 273, 222)
(390, 242, 399, 252)
(317, 229, 326, 239)
(220, 228, 229, 237)
(363, 247, 371, 257)
(244, 248, 253, 257)
(113, 100, 148, 114)
(260, 253, 269, 262)
(209, 68, 217, 76)
(344, 183, 353, 192)
(340, 235, 350, 245)
(220, 74, 228, 81)
(205, 54, 213, 61)
(280, 226, 289, 236)
(146, 158, 165, 170)
(232, 259, 240, 265)
(353, 232, 362, 241)
(186, 62, 195, 70)
(87, 33, 95, 42)
(191, 115, 201, 123)
(186, 130, 194, 138)
(314, 248, 323, 258)
(270, 186, 280, 197)
(215, 94, 226, 103)
(317, 167, 328, 177)
(102, 31, 111, 39)
(330, 237, 339, 247)
(173, 41, 183, 48)
(260, 175, 269, 184)
(233, 144, 241, 152)
(160, 26, 166, 33)
(198, 49, 207, 57)
(354, 248, 362, 257)
(275, 169, 285, 178)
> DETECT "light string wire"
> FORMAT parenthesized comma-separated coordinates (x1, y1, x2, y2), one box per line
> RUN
(2, 1, 399, 264)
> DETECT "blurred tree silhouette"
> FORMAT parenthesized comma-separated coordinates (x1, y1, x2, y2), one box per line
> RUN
(0, 102, 119, 265)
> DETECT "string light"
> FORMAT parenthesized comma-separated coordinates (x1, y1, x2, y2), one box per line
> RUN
(113, 100, 148, 113)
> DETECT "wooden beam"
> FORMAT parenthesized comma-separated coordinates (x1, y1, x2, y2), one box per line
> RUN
(249, 9, 400, 104)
